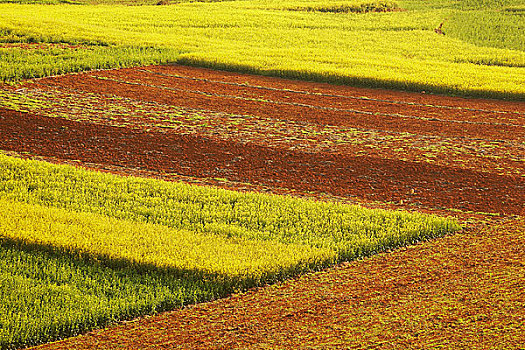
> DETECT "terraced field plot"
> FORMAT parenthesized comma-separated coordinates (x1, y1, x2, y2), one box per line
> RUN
(30, 217, 525, 350)
(1, 151, 459, 349)
(0, 64, 523, 349)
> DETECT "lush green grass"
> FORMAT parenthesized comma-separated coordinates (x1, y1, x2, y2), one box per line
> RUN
(0, 44, 181, 81)
(0, 153, 460, 347)
(445, 7, 524, 52)
(0, 0, 523, 98)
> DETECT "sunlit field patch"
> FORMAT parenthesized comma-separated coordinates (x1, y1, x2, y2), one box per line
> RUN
(0, 0, 520, 347)
(0, 153, 460, 348)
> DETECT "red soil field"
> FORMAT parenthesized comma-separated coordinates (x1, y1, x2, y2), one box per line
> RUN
(0, 107, 522, 215)
(0, 64, 523, 349)
(35, 68, 525, 141)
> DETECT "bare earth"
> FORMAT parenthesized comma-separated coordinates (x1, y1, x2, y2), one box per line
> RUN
(0, 65, 523, 349)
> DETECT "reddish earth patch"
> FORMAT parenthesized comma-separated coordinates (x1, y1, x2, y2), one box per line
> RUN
(2, 65, 524, 215)
(1, 64, 524, 349)
(35, 69, 524, 141)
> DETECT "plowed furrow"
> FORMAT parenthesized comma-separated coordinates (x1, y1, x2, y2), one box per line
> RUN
(147, 65, 525, 113)
(121, 68, 523, 126)
(94, 69, 523, 127)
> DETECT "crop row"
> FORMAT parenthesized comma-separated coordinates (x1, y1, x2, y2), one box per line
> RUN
(445, 5, 524, 52)
(0, 44, 180, 81)
(0, 198, 332, 280)
(286, 0, 399, 13)
(0, 154, 460, 256)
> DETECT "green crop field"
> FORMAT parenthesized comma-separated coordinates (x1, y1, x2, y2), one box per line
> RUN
(0, 0, 523, 98)
(0, 153, 461, 348)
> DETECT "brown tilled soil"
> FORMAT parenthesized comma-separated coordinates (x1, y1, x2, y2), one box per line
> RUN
(34, 68, 525, 141)
(0, 107, 523, 216)
(0, 64, 523, 349)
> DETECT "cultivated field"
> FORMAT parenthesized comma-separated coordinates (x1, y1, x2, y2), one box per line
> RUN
(0, 0, 524, 97)
(0, 0, 524, 348)
(0, 64, 523, 348)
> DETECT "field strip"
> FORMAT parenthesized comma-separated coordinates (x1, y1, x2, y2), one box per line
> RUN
(87, 74, 524, 129)
(146, 65, 525, 113)
(28, 218, 525, 350)
(0, 198, 335, 279)
(94, 68, 525, 126)
(1, 152, 462, 348)
(35, 74, 524, 141)
(3, 83, 523, 180)
(137, 68, 524, 117)
(1, 108, 523, 216)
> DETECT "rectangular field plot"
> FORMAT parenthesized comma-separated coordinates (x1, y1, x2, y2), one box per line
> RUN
(0, 154, 461, 348)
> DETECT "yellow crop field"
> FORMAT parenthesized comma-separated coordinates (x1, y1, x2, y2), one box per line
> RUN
(0, 197, 335, 280)
(0, 153, 460, 347)
(0, 0, 523, 98)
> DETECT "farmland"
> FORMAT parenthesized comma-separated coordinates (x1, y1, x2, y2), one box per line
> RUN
(0, 63, 523, 348)
(0, 0, 524, 348)
(0, 0, 524, 97)
(0, 150, 460, 347)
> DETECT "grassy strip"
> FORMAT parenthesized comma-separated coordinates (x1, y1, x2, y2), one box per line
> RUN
(0, 1, 523, 98)
(0, 197, 334, 347)
(0, 154, 461, 260)
(0, 44, 180, 81)
(445, 9, 524, 52)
